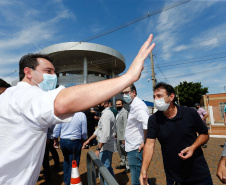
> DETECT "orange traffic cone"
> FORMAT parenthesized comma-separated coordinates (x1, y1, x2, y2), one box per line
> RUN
(70, 160, 82, 185)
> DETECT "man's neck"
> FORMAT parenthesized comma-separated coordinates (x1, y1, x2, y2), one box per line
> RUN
(163, 103, 177, 119)
(22, 77, 33, 85)
(130, 96, 136, 104)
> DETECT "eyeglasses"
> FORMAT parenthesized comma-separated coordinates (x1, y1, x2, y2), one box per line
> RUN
(121, 91, 131, 95)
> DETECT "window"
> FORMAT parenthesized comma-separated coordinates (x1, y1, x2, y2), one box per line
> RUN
(220, 102, 226, 119)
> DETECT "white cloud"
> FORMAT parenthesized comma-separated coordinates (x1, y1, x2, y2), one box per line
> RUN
(0, 0, 77, 81)
(148, 0, 221, 60)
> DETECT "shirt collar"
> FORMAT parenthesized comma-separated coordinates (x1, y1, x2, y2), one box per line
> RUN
(130, 96, 138, 108)
(102, 107, 110, 114)
(17, 81, 32, 87)
(170, 104, 182, 120)
(159, 104, 182, 121)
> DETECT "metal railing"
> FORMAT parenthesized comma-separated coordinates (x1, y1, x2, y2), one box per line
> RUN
(87, 150, 119, 185)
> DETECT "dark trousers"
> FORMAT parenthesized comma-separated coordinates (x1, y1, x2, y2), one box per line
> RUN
(60, 139, 82, 185)
(167, 175, 213, 185)
(43, 139, 60, 180)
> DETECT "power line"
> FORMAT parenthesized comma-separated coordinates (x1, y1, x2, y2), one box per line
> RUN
(154, 38, 226, 60)
(80, 0, 192, 43)
(50, 0, 192, 55)
(144, 53, 226, 70)
(156, 51, 226, 65)
(157, 66, 226, 80)
(156, 55, 226, 68)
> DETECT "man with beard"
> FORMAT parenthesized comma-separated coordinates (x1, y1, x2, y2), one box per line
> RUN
(115, 99, 130, 173)
(83, 100, 116, 185)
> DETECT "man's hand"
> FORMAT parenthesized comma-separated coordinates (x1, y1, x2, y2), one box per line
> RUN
(178, 146, 195, 160)
(82, 140, 89, 149)
(126, 34, 155, 82)
(95, 150, 100, 157)
(53, 138, 59, 149)
(138, 142, 144, 152)
(217, 156, 226, 184)
(46, 138, 50, 144)
(139, 171, 149, 185)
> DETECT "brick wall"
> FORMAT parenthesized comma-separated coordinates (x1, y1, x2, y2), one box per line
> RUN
(201, 93, 226, 123)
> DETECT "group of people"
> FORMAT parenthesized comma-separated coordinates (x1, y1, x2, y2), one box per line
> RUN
(0, 34, 226, 185)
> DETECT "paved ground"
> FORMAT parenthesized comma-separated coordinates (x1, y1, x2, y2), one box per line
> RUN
(36, 126, 226, 185)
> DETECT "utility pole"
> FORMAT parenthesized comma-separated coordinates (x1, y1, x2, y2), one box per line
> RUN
(177, 88, 180, 106)
(150, 51, 156, 91)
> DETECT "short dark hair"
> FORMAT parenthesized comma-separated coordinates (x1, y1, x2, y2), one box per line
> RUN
(154, 82, 176, 104)
(19, 53, 53, 81)
(104, 100, 111, 104)
(0, 78, 11, 88)
(109, 100, 113, 106)
(130, 83, 137, 95)
(116, 99, 124, 105)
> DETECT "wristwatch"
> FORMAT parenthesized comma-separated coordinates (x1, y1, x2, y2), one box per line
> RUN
(96, 146, 101, 151)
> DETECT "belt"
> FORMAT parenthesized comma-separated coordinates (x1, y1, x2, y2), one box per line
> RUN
(61, 138, 81, 141)
(70, 138, 80, 140)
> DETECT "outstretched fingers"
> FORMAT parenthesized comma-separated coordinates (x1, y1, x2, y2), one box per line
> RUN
(138, 34, 155, 59)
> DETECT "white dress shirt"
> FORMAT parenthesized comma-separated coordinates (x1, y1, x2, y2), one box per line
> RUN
(0, 82, 71, 185)
(125, 96, 150, 152)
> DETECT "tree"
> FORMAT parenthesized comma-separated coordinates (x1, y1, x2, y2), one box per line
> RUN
(174, 81, 208, 107)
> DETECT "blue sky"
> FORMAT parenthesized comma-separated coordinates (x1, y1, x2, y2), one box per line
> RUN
(0, 0, 226, 102)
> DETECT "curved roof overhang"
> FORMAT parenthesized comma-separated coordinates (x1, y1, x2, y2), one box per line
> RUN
(40, 42, 126, 75)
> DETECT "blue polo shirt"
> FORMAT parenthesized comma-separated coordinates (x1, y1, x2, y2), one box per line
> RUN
(147, 105, 210, 183)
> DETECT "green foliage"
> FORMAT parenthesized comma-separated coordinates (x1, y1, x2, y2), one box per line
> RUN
(174, 81, 208, 107)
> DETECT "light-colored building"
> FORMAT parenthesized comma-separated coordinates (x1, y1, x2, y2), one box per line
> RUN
(200, 93, 226, 124)
(40, 42, 126, 104)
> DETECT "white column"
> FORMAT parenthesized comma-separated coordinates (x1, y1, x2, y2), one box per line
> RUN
(83, 56, 88, 84)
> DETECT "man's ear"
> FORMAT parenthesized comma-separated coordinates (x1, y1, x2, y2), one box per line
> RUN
(132, 90, 136, 96)
(24, 67, 33, 80)
(170, 93, 175, 101)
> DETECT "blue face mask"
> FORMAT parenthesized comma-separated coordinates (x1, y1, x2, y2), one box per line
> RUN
(32, 70, 57, 91)
(123, 94, 132, 104)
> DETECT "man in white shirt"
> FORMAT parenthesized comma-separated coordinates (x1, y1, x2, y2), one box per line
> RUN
(123, 84, 150, 185)
(0, 34, 155, 185)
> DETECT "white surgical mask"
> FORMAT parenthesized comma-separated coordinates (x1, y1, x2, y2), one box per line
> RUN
(154, 97, 170, 111)
(31, 69, 57, 91)
(123, 94, 132, 104)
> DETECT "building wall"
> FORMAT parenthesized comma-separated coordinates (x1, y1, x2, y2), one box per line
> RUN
(201, 93, 226, 123)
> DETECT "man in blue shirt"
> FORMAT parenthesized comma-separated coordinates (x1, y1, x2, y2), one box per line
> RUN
(53, 112, 87, 185)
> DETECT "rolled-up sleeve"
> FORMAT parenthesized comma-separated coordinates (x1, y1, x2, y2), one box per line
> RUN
(16, 86, 72, 129)
(98, 113, 111, 143)
(81, 113, 87, 140)
(137, 109, 149, 130)
(53, 123, 62, 138)
(222, 142, 226, 157)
